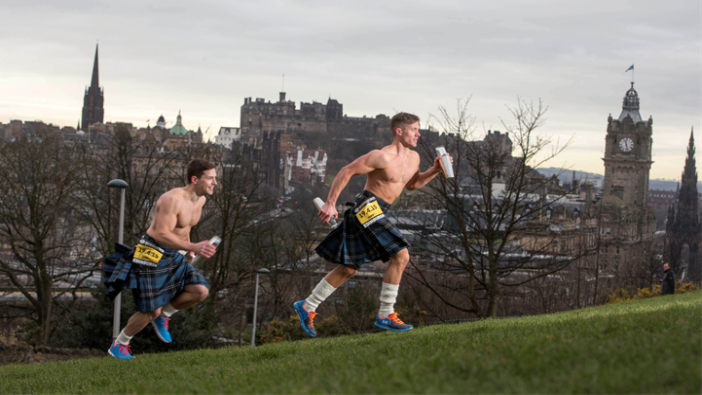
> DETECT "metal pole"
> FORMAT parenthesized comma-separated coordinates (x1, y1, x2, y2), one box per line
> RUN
(251, 272, 260, 347)
(118, 189, 125, 244)
(112, 188, 126, 340)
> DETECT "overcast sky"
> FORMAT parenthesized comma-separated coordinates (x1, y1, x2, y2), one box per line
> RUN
(0, 0, 699, 179)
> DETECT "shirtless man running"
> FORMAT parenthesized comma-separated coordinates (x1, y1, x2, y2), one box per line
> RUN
(294, 112, 451, 336)
(103, 159, 218, 359)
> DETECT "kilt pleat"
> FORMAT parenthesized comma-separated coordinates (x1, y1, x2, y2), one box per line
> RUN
(102, 234, 209, 312)
(315, 191, 410, 269)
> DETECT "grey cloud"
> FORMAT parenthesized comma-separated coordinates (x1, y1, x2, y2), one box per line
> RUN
(0, 0, 699, 179)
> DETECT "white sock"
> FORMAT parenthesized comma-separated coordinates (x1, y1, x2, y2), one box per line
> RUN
(378, 282, 399, 318)
(116, 329, 133, 345)
(161, 303, 178, 317)
(304, 279, 337, 312)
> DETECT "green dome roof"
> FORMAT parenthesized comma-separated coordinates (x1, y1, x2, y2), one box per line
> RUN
(170, 110, 188, 136)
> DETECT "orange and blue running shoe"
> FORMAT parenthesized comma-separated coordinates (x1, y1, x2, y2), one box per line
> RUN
(375, 312, 413, 332)
(107, 340, 135, 359)
(293, 300, 317, 337)
(152, 316, 172, 343)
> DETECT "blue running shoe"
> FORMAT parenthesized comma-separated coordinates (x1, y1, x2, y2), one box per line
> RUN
(293, 300, 317, 337)
(152, 316, 172, 343)
(108, 340, 135, 359)
(375, 313, 413, 332)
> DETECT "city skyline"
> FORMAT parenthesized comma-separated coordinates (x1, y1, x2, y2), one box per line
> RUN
(0, 0, 699, 180)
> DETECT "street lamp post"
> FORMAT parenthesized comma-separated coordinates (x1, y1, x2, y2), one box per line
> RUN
(251, 268, 270, 347)
(108, 179, 128, 340)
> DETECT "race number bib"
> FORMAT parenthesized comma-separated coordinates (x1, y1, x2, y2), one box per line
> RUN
(355, 198, 385, 228)
(132, 239, 164, 268)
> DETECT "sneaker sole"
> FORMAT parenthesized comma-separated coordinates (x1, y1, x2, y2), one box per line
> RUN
(108, 349, 135, 359)
(151, 322, 173, 343)
(374, 322, 413, 332)
(293, 302, 316, 338)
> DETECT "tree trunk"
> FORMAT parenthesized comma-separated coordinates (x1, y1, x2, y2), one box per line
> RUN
(487, 256, 499, 317)
(38, 276, 53, 346)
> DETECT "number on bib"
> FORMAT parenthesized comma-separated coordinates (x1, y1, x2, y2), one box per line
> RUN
(134, 244, 163, 264)
(355, 200, 383, 225)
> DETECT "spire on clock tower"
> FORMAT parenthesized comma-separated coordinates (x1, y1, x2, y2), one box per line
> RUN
(618, 82, 642, 123)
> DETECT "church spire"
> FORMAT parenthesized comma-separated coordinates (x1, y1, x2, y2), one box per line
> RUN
(683, 128, 697, 182)
(90, 44, 99, 90)
(81, 44, 104, 129)
(677, 127, 698, 216)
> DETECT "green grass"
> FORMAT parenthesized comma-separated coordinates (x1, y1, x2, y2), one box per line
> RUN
(1, 292, 700, 394)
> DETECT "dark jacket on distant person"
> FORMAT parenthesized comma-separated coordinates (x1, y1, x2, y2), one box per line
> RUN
(661, 268, 675, 295)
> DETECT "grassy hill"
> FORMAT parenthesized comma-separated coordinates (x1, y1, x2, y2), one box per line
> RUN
(1, 292, 700, 394)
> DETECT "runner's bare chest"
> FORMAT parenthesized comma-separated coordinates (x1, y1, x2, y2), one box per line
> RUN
(176, 200, 204, 230)
(374, 153, 419, 185)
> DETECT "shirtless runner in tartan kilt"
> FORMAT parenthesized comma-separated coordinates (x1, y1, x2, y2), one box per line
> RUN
(103, 159, 218, 359)
(294, 112, 452, 336)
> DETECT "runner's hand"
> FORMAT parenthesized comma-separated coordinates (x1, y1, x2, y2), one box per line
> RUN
(434, 154, 453, 169)
(192, 240, 217, 258)
(319, 202, 338, 224)
(433, 155, 442, 171)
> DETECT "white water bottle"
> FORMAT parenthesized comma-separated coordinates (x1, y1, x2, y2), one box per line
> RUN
(190, 235, 221, 267)
(313, 197, 338, 228)
(435, 146, 454, 179)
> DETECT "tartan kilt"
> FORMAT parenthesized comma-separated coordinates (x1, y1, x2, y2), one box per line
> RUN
(102, 234, 209, 313)
(315, 191, 410, 269)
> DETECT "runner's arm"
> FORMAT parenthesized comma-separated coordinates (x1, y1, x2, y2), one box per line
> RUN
(405, 155, 445, 191)
(149, 196, 215, 257)
(320, 150, 387, 222)
(149, 195, 194, 250)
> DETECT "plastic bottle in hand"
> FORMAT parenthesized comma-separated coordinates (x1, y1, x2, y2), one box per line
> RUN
(190, 235, 221, 267)
(313, 198, 338, 228)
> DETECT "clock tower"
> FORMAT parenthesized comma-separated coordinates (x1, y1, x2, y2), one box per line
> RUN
(592, 82, 656, 286)
(602, 82, 653, 209)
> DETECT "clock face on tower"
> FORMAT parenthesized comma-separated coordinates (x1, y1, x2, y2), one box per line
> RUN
(619, 137, 634, 152)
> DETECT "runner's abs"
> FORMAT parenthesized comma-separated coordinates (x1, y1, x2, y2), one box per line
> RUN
(363, 183, 402, 205)
(145, 228, 191, 246)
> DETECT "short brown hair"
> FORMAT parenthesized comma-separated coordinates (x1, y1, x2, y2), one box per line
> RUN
(187, 159, 215, 184)
(390, 112, 420, 134)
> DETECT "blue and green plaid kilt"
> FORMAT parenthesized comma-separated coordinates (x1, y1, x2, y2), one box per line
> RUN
(315, 191, 410, 269)
(102, 234, 209, 313)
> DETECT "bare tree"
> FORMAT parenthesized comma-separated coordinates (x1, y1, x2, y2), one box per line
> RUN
(0, 132, 98, 345)
(282, 207, 326, 296)
(408, 98, 582, 318)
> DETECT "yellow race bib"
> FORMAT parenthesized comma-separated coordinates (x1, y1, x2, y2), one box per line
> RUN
(133, 240, 164, 267)
(355, 200, 384, 226)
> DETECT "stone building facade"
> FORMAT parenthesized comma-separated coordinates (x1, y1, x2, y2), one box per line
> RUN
(284, 148, 327, 189)
(237, 92, 391, 193)
(239, 92, 391, 140)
